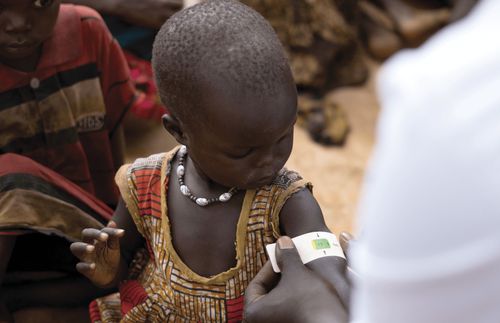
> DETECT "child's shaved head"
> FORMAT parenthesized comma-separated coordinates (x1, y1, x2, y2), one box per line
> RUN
(152, 0, 293, 125)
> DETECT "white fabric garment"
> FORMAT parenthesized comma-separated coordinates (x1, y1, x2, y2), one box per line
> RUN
(350, 0, 500, 322)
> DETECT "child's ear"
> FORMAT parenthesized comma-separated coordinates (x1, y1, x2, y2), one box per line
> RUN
(162, 114, 187, 145)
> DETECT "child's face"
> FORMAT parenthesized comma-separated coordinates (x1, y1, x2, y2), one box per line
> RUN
(0, 0, 60, 63)
(183, 83, 298, 190)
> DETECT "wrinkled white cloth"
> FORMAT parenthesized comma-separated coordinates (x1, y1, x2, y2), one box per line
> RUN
(350, 0, 500, 322)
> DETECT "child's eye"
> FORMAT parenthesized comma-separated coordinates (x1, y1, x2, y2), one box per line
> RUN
(228, 148, 253, 159)
(33, 0, 53, 9)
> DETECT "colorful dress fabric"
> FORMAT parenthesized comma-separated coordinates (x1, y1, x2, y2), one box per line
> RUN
(90, 147, 311, 322)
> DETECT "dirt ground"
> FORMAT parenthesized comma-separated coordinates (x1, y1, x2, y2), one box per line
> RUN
(287, 65, 380, 234)
(13, 63, 380, 322)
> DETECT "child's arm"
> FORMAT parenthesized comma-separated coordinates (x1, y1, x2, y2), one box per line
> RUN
(70, 198, 144, 288)
(279, 189, 350, 308)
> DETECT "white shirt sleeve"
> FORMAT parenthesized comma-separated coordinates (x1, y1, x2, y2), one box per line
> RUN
(350, 1, 500, 322)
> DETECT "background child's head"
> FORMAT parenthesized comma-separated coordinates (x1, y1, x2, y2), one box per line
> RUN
(0, 0, 60, 67)
(153, 0, 297, 189)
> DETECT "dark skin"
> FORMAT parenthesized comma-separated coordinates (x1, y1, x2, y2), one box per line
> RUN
(0, 0, 126, 318)
(71, 72, 350, 312)
(446, 0, 478, 22)
(0, 0, 60, 72)
(244, 236, 351, 323)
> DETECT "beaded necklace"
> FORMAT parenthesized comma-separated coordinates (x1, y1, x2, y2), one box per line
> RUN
(177, 145, 238, 206)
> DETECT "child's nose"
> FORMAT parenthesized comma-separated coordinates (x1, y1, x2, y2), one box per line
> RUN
(4, 12, 32, 33)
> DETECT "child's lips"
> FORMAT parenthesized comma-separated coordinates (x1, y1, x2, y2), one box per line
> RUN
(4, 41, 36, 53)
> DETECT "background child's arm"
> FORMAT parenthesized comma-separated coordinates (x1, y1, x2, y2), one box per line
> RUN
(110, 126, 126, 172)
(279, 189, 350, 308)
(70, 198, 144, 289)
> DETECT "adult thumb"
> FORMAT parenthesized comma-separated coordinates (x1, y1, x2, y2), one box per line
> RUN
(276, 236, 303, 273)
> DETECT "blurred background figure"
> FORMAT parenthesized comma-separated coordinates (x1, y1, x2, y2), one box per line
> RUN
(240, 0, 478, 146)
(359, 0, 478, 60)
(63, 0, 476, 147)
(241, 0, 366, 146)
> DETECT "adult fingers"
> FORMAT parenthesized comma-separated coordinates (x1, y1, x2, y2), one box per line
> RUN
(339, 232, 353, 254)
(275, 236, 305, 276)
(245, 262, 278, 307)
(82, 228, 109, 245)
(101, 227, 125, 250)
(70, 242, 95, 262)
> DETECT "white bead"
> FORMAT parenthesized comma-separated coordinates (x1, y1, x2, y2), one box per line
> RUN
(196, 198, 209, 206)
(180, 185, 190, 196)
(179, 145, 187, 156)
(177, 165, 185, 177)
(219, 192, 232, 202)
(30, 78, 40, 89)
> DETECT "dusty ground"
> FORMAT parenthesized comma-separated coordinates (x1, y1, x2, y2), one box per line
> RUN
(288, 66, 380, 234)
(13, 64, 380, 322)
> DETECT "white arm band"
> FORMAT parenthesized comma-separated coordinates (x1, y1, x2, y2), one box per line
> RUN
(266, 231, 346, 273)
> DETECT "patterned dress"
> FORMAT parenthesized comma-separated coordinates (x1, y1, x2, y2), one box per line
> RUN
(90, 147, 311, 322)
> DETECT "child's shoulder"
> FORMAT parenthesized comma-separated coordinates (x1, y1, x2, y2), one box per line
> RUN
(123, 148, 179, 177)
(115, 151, 171, 195)
(270, 168, 310, 192)
(121, 152, 166, 173)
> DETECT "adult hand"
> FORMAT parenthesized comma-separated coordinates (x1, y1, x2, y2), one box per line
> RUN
(112, 0, 183, 29)
(340, 231, 354, 259)
(449, 0, 479, 22)
(244, 236, 349, 323)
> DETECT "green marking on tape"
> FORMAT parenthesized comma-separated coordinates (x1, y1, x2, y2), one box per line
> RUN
(312, 238, 331, 250)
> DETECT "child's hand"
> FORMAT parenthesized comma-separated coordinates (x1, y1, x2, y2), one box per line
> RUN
(70, 221, 125, 287)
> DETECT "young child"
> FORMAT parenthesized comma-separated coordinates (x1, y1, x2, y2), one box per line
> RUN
(71, 1, 348, 321)
(0, 0, 134, 319)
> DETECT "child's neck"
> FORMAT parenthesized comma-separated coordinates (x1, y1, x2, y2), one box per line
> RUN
(1, 45, 43, 73)
(184, 156, 231, 194)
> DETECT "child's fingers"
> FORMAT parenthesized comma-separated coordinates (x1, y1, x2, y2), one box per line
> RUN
(107, 221, 117, 228)
(82, 228, 109, 245)
(70, 242, 95, 262)
(76, 262, 96, 278)
(101, 227, 125, 250)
